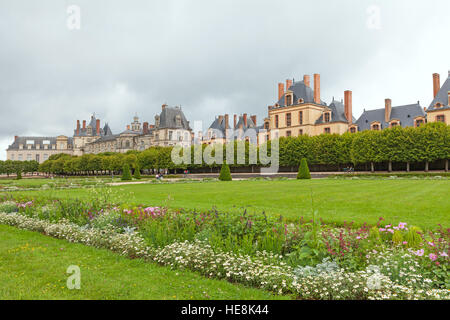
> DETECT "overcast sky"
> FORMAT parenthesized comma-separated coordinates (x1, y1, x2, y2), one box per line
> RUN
(1, 0, 449, 159)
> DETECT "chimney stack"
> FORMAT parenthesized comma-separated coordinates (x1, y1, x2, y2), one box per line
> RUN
(313, 74, 320, 104)
(224, 114, 229, 129)
(243, 113, 248, 127)
(83, 120, 86, 129)
(14, 135, 18, 141)
(218, 115, 224, 127)
(251, 115, 257, 126)
(143, 122, 149, 135)
(448, 91, 450, 106)
(96, 119, 100, 135)
(286, 79, 293, 90)
(433, 73, 440, 98)
(234, 114, 237, 128)
(76, 120, 80, 135)
(162, 104, 167, 110)
(344, 90, 352, 125)
(150, 124, 155, 129)
(303, 75, 310, 87)
(278, 83, 285, 101)
(385, 99, 392, 123)
(127, 125, 130, 130)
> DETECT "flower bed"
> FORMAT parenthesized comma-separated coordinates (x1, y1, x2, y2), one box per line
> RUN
(0, 198, 448, 300)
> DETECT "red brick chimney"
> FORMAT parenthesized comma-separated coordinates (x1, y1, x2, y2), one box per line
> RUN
(278, 83, 285, 101)
(344, 90, 352, 124)
(286, 79, 293, 90)
(243, 113, 248, 127)
(385, 99, 392, 123)
(224, 114, 229, 129)
(303, 75, 310, 87)
(218, 115, 224, 127)
(83, 120, 86, 129)
(313, 74, 320, 104)
(14, 135, 18, 141)
(251, 115, 257, 126)
(448, 91, 450, 106)
(143, 122, 149, 134)
(96, 119, 100, 135)
(150, 124, 155, 129)
(76, 120, 80, 135)
(433, 73, 440, 98)
(234, 114, 237, 128)
(127, 125, 130, 130)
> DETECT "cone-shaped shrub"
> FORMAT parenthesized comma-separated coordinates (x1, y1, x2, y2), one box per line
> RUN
(121, 164, 132, 181)
(16, 169, 22, 180)
(133, 164, 141, 179)
(219, 162, 232, 181)
(297, 158, 311, 179)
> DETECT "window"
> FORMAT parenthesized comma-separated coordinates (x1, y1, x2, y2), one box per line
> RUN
(265, 134, 269, 142)
(36, 154, 40, 162)
(372, 124, 380, 131)
(415, 119, 424, 127)
(125, 141, 130, 148)
(27, 154, 32, 161)
(275, 115, 279, 128)
(324, 112, 331, 123)
(324, 127, 331, 134)
(286, 113, 291, 127)
(264, 122, 269, 130)
(286, 94, 292, 106)
(26, 140, 35, 145)
(169, 131, 173, 140)
(286, 130, 291, 137)
(391, 122, 398, 127)
(350, 127, 356, 133)
(299, 129, 303, 135)
(18, 154, 23, 160)
(299, 111, 303, 125)
(60, 143, 64, 149)
(436, 115, 445, 123)
(10, 154, 14, 160)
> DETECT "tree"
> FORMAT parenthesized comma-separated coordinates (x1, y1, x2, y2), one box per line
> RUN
(133, 163, 141, 179)
(218, 162, 232, 181)
(121, 164, 132, 181)
(297, 158, 311, 179)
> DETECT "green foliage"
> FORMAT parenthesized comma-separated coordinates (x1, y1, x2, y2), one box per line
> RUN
(297, 158, 311, 179)
(405, 226, 423, 248)
(219, 162, 232, 181)
(121, 164, 132, 181)
(133, 164, 141, 180)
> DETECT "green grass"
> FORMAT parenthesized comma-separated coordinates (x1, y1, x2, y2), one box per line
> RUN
(7, 179, 450, 229)
(0, 224, 289, 300)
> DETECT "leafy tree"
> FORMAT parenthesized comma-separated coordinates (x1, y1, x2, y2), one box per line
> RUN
(218, 162, 232, 181)
(121, 164, 132, 181)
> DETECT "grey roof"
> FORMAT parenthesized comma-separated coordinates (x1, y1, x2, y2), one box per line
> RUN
(73, 115, 104, 137)
(276, 80, 326, 107)
(354, 103, 425, 131)
(158, 106, 191, 130)
(315, 99, 355, 124)
(103, 123, 113, 136)
(428, 74, 450, 111)
(207, 115, 258, 140)
(90, 134, 120, 143)
(7, 136, 73, 150)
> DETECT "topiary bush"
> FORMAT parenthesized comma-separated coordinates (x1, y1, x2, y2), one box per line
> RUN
(121, 164, 132, 181)
(219, 162, 232, 181)
(134, 164, 141, 180)
(297, 158, 311, 179)
(16, 169, 22, 180)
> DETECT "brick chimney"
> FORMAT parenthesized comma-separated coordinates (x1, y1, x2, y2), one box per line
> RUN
(143, 122, 149, 134)
(278, 83, 285, 101)
(251, 115, 257, 126)
(303, 75, 310, 87)
(313, 74, 320, 104)
(234, 114, 237, 128)
(224, 114, 229, 129)
(14, 135, 18, 141)
(150, 124, 155, 129)
(286, 79, 293, 90)
(218, 115, 224, 127)
(96, 119, 100, 135)
(448, 91, 450, 106)
(385, 99, 392, 123)
(127, 125, 130, 130)
(344, 90, 352, 125)
(433, 73, 440, 98)
(76, 120, 80, 135)
(243, 113, 248, 127)
(162, 104, 167, 110)
(83, 120, 86, 129)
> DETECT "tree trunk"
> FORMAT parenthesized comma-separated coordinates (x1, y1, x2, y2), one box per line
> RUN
(370, 162, 374, 173)
(406, 162, 410, 172)
(445, 159, 449, 172)
(425, 161, 429, 172)
(388, 161, 392, 173)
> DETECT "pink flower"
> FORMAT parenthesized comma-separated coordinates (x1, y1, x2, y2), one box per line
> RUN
(414, 249, 424, 257)
(429, 253, 437, 261)
(402, 241, 408, 245)
(439, 252, 448, 257)
(428, 242, 435, 247)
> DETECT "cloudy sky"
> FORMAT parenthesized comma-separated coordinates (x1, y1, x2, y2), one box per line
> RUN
(1, 0, 449, 159)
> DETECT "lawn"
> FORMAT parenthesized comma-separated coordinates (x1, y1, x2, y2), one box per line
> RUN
(7, 178, 450, 229)
(0, 224, 288, 300)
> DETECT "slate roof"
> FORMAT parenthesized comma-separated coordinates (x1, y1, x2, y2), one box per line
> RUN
(354, 103, 425, 131)
(428, 73, 450, 111)
(7, 136, 73, 150)
(207, 115, 259, 140)
(315, 99, 355, 124)
(73, 115, 106, 137)
(158, 106, 191, 130)
(275, 80, 326, 107)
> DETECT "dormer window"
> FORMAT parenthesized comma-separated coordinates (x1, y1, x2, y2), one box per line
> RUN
(349, 126, 357, 133)
(176, 115, 181, 127)
(324, 112, 331, 123)
(415, 117, 425, 127)
(390, 120, 400, 128)
(286, 94, 292, 106)
(435, 102, 442, 108)
(155, 115, 160, 127)
(371, 123, 380, 131)
(298, 98, 304, 104)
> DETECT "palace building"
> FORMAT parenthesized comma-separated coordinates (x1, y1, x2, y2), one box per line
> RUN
(6, 104, 192, 163)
